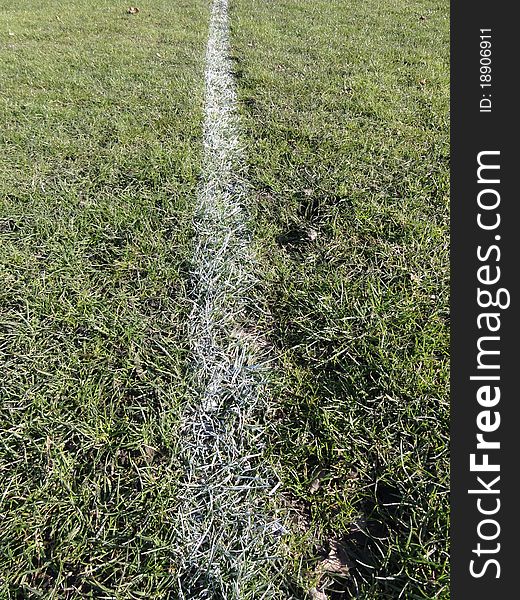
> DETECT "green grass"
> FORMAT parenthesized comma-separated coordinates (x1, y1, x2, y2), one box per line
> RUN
(0, 1, 209, 597)
(1, 0, 449, 597)
(230, 0, 450, 597)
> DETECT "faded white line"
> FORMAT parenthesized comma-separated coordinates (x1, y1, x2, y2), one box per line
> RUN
(172, 0, 286, 598)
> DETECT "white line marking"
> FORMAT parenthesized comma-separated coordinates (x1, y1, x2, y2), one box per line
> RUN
(173, 1, 286, 597)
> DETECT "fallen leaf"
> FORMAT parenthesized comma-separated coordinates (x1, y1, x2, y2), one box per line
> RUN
(308, 587, 327, 600)
(319, 540, 351, 576)
(307, 228, 318, 242)
(143, 445, 157, 464)
(127, 6, 139, 14)
(309, 477, 321, 494)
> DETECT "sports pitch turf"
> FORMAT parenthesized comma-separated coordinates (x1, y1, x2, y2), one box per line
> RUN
(1, 1, 209, 597)
(231, 0, 449, 596)
(1, 0, 449, 598)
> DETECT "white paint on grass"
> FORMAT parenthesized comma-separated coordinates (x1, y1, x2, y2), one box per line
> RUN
(173, 1, 285, 598)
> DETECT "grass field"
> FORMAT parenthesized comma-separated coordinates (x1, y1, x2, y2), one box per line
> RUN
(0, 1, 209, 597)
(231, 0, 450, 597)
(1, 0, 449, 598)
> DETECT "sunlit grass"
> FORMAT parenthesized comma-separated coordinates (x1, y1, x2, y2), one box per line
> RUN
(231, 0, 449, 596)
(0, 1, 208, 597)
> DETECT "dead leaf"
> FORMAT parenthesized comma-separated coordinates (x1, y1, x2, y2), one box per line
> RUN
(309, 587, 327, 600)
(127, 6, 139, 14)
(309, 468, 327, 493)
(309, 477, 321, 494)
(307, 228, 318, 242)
(143, 445, 157, 464)
(319, 540, 351, 576)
